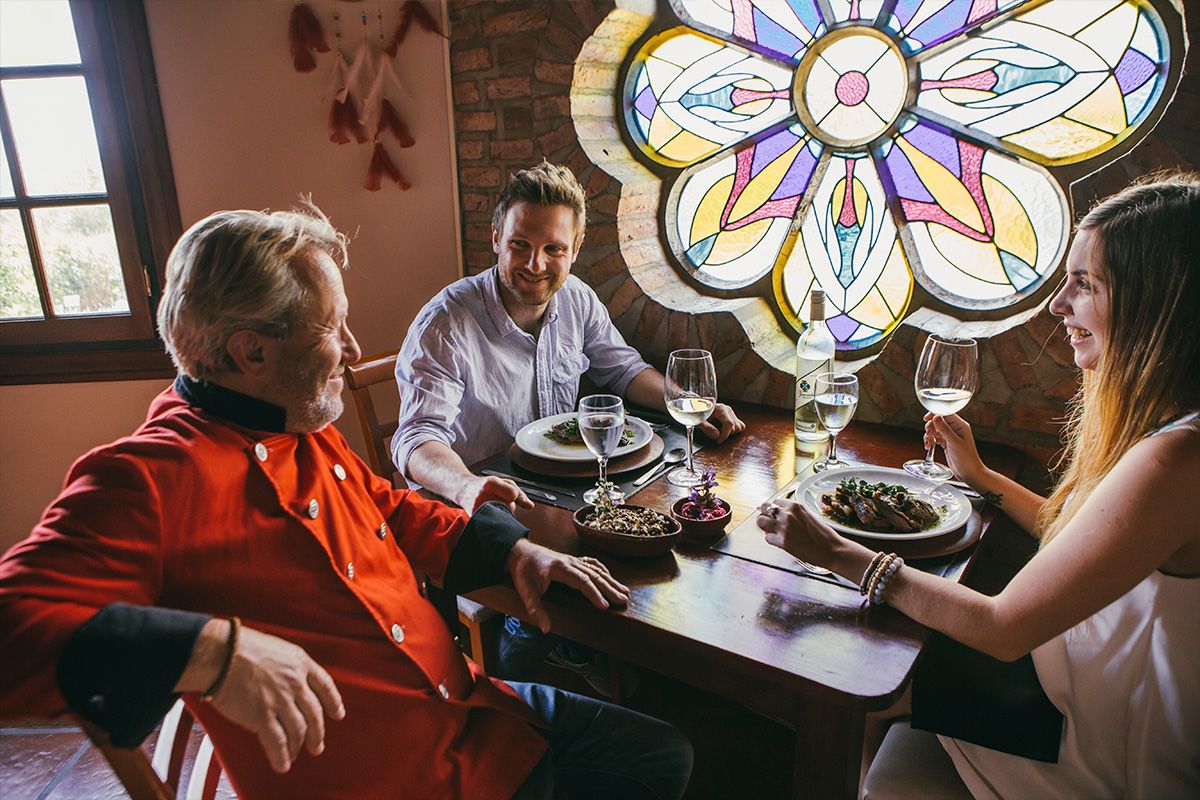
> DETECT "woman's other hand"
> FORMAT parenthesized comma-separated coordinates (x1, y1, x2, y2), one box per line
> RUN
(756, 499, 844, 569)
(924, 413, 987, 487)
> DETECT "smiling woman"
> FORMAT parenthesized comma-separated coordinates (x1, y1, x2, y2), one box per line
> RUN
(0, 0, 180, 383)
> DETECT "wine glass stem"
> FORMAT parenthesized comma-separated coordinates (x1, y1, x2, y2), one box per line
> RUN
(597, 456, 608, 488)
(924, 441, 937, 467)
(684, 425, 696, 473)
(828, 432, 839, 465)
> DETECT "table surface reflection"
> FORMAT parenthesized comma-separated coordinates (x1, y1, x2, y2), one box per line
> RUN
(469, 403, 1023, 799)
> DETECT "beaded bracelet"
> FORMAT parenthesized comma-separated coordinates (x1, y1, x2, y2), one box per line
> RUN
(864, 553, 896, 604)
(870, 557, 904, 606)
(202, 616, 241, 703)
(858, 552, 888, 594)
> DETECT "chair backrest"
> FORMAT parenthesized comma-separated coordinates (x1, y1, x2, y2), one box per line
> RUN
(81, 699, 224, 800)
(345, 349, 401, 484)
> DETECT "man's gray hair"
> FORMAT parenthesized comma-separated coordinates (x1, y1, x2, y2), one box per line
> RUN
(157, 202, 348, 380)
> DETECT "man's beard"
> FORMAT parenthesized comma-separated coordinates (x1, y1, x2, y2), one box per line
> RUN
(286, 390, 342, 433)
(499, 270, 560, 307)
(277, 362, 343, 433)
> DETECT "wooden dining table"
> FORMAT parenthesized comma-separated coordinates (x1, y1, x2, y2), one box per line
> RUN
(468, 403, 1025, 799)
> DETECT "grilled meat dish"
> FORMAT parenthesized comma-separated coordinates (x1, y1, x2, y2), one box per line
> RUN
(544, 418, 636, 447)
(818, 478, 942, 533)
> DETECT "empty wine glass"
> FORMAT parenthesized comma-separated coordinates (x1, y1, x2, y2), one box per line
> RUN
(904, 335, 979, 483)
(813, 373, 858, 472)
(579, 394, 626, 505)
(664, 349, 717, 487)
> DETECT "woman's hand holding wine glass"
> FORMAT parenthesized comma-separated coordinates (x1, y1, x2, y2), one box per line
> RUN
(904, 335, 979, 483)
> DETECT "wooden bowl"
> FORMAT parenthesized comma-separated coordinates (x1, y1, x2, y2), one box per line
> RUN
(671, 498, 732, 541)
(573, 504, 680, 557)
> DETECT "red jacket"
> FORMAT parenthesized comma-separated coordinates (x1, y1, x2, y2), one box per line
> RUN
(0, 387, 546, 799)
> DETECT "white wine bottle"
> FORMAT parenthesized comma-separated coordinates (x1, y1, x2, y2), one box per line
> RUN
(795, 289, 835, 443)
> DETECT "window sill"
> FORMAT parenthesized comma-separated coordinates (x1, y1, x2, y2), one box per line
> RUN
(0, 344, 174, 385)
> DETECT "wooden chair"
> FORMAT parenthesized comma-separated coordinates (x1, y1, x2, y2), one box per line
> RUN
(81, 699, 225, 800)
(345, 350, 501, 671)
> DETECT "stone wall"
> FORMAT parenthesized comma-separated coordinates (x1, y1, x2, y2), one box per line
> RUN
(447, 0, 1199, 480)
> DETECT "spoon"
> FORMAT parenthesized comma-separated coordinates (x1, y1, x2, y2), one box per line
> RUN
(633, 447, 687, 487)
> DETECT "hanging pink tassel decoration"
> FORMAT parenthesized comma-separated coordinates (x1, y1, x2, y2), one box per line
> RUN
(329, 94, 368, 144)
(288, 4, 329, 73)
(385, 0, 447, 57)
(381, 100, 415, 148)
(365, 142, 410, 191)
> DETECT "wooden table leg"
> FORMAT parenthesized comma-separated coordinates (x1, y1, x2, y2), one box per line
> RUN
(791, 701, 866, 800)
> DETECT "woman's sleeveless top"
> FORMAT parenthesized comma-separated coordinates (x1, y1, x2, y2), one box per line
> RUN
(941, 411, 1200, 798)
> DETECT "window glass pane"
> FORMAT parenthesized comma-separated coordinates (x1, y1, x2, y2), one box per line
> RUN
(0, 209, 42, 319)
(781, 152, 911, 351)
(673, 0, 824, 62)
(879, 116, 1068, 307)
(3, 76, 107, 196)
(628, 29, 795, 167)
(884, 0, 1024, 53)
(669, 123, 821, 286)
(0, 136, 14, 198)
(913, 0, 1170, 164)
(32, 205, 128, 316)
(0, 0, 81, 67)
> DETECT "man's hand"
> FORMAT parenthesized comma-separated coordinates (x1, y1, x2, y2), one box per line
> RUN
(456, 475, 535, 514)
(698, 402, 746, 443)
(505, 539, 630, 633)
(182, 621, 345, 773)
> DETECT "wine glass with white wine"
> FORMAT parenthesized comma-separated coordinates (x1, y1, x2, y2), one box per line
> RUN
(813, 373, 858, 472)
(664, 349, 717, 487)
(904, 335, 979, 483)
(579, 394, 627, 505)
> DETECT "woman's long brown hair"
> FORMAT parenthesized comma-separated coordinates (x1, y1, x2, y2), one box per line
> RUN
(1037, 174, 1200, 544)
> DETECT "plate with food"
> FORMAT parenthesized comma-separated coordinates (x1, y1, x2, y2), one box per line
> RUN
(791, 467, 972, 540)
(514, 412, 653, 463)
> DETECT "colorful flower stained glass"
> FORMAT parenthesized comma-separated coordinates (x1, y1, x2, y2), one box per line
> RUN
(629, 29, 795, 167)
(621, 0, 1179, 353)
(915, 0, 1169, 164)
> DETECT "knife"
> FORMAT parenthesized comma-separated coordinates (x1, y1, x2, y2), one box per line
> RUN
(481, 469, 577, 497)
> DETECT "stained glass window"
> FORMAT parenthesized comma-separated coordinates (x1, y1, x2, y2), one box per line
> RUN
(621, 0, 1182, 353)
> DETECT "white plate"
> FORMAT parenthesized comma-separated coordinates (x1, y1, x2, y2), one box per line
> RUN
(514, 412, 653, 463)
(791, 466, 971, 541)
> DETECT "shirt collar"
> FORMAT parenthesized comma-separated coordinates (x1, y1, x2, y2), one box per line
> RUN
(174, 374, 287, 433)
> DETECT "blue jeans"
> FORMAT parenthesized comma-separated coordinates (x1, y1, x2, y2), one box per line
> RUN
(507, 681, 693, 800)
(497, 616, 593, 680)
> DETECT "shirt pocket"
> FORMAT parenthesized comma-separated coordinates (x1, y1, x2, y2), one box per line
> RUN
(551, 350, 590, 411)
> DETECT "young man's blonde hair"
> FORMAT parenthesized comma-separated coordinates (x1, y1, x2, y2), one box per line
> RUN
(492, 161, 588, 246)
(157, 201, 348, 380)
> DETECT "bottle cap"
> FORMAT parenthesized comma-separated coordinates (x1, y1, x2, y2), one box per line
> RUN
(809, 289, 826, 321)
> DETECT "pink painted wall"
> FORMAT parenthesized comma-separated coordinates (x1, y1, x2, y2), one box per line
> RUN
(0, 0, 459, 550)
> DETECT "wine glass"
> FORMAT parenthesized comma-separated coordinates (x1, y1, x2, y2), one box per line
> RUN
(903, 335, 979, 483)
(664, 349, 717, 487)
(579, 394, 626, 505)
(813, 373, 858, 472)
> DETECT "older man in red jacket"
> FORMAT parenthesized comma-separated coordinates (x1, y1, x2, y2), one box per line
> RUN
(0, 204, 692, 799)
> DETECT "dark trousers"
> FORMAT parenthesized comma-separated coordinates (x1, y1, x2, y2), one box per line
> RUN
(508, 681, 693, 800)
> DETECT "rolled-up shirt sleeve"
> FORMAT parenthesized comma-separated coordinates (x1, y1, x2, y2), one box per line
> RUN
(393, 313, 466, 481)
(577, 283, 652, 396)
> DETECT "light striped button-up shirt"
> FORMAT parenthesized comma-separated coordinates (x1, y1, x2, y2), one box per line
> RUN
(392, 267, 651, 485)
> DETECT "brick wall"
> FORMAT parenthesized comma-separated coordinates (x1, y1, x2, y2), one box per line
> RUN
(448, 0, 1199, 479)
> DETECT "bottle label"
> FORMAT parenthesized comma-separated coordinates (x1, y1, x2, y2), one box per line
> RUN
(794, 358, 826, 436)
